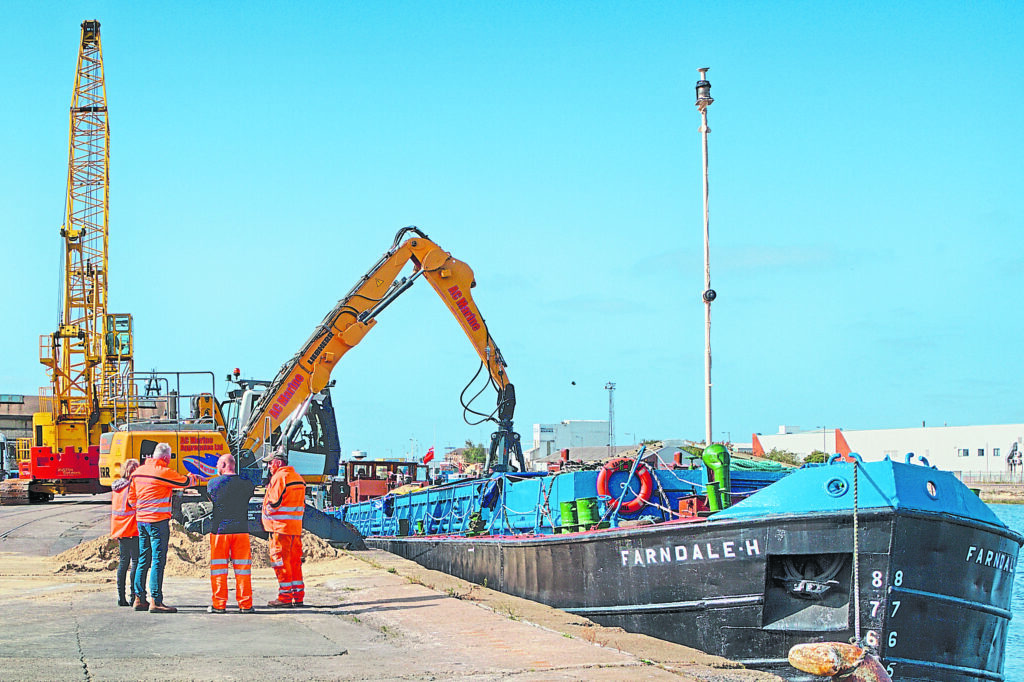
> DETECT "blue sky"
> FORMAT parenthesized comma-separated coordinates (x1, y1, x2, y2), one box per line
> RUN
(2, 2, 1022, 458)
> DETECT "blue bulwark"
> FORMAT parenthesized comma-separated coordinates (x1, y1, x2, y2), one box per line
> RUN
(0, 395, 25, 404)
(715, 458, 1007, 529)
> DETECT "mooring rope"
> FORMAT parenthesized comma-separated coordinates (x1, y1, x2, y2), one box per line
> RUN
(654, 459, 713, 493)
(538, 476, 557, 533)
(852, 460, 863, 647)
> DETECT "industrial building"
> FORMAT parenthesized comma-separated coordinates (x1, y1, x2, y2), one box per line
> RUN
(1, 395, 37, 471)
(527, 420, 610, 461)
(753, 423, 1024, 476)
(0, 394, 37, 443)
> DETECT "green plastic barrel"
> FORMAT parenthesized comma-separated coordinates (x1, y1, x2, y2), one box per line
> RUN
(576, 497, 599, 528)
(560, 500, 578, 533)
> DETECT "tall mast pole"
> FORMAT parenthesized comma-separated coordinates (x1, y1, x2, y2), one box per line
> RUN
(605, 381, 616, 458)
(696, 68, 715, 447)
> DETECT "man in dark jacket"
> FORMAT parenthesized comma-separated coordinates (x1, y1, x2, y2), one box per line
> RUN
(207, 454, 256, 613)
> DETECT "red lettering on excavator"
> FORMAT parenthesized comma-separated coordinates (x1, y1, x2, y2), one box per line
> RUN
(448, 286, 481, 331)
(269, 373, 305, 420)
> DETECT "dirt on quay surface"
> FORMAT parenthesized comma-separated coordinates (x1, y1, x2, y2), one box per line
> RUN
(50, 522, 345, 577)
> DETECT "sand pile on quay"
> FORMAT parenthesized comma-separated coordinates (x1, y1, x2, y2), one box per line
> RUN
(50, 522, 345, 577)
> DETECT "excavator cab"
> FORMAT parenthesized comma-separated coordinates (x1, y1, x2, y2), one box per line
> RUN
(225, 378, 341, 484)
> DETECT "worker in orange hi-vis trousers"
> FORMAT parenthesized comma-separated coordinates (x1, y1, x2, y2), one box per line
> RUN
(206, 454, 257, 614)
(261, 448, 306, 607)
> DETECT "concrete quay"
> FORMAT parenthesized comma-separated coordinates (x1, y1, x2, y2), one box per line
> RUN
(0, 495, 782, 681)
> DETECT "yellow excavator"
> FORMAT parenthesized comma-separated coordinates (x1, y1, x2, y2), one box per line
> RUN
(98, 226, 525, 498)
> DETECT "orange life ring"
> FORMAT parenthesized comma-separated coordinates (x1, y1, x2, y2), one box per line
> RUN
(596, 458, 654, 514)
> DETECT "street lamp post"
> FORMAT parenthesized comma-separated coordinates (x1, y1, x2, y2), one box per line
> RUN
(605, 382, 616, 457)
(696, 68, 715, 449)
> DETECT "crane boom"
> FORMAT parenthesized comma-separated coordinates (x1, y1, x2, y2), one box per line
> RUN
(238, 226, 524, 471)
(38, 20, 135, 448)
(3, 21, 135, 504)
(44, 19, 109, 427)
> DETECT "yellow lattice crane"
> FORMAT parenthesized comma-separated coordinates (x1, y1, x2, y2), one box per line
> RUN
(2, 20, 134, 504)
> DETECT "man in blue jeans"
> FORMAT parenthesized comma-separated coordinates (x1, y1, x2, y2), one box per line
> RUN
(136, 521, 171, 610)
(129, 443, 197, 613)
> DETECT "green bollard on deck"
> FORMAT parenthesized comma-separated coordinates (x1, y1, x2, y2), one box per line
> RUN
(705, 481, 721, 512)
(702, 444, 732, 510)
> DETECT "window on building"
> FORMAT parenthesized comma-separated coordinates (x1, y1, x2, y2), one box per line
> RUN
(994, 448, 1001, 457)
(958, 448, 970, 457)
(978, 448, 985, 457)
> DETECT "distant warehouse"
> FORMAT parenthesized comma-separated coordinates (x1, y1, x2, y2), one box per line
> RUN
(753, 424, 1024, 475)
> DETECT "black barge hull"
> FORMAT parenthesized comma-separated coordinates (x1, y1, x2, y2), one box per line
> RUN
(369, 508, 1019, 681)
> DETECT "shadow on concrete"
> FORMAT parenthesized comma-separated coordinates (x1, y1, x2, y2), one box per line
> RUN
(337, 594, 445, 608)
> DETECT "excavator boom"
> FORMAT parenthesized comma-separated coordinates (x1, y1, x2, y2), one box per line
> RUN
(239, 227, 523, 471)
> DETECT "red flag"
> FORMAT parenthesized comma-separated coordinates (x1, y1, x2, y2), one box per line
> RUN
(423, 446, 435, 464)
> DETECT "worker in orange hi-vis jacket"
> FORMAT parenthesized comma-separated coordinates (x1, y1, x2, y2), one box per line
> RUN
(261, 448, 306, 607)
(129, 443, 199, 614)
(110, 458, 140, 607)
(206, 453, 256, 614)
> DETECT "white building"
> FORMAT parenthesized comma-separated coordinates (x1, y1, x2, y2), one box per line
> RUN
(529, 445, 639, 472)
(528, 420, 609, 461)
(753, 424, 1024, 475)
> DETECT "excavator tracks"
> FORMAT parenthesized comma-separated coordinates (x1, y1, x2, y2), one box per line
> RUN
(0, 479, 32, 506)
(0, 479, 58, 505)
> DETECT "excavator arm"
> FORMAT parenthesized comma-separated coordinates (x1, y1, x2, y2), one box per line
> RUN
(237, 227, 524, 472)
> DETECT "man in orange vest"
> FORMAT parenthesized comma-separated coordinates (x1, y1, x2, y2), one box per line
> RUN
(261, 448, 305, 607)
(207, 453, 256, 613)
(129, 442, 198, 613)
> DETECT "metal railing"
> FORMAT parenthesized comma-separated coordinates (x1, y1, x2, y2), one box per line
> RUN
(115, 371, 218, 430)
(955, 471, 1024, 485)
(15, 438, 32, 464)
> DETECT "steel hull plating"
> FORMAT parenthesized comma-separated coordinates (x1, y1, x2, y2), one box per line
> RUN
(369, 508, 1019, 681)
